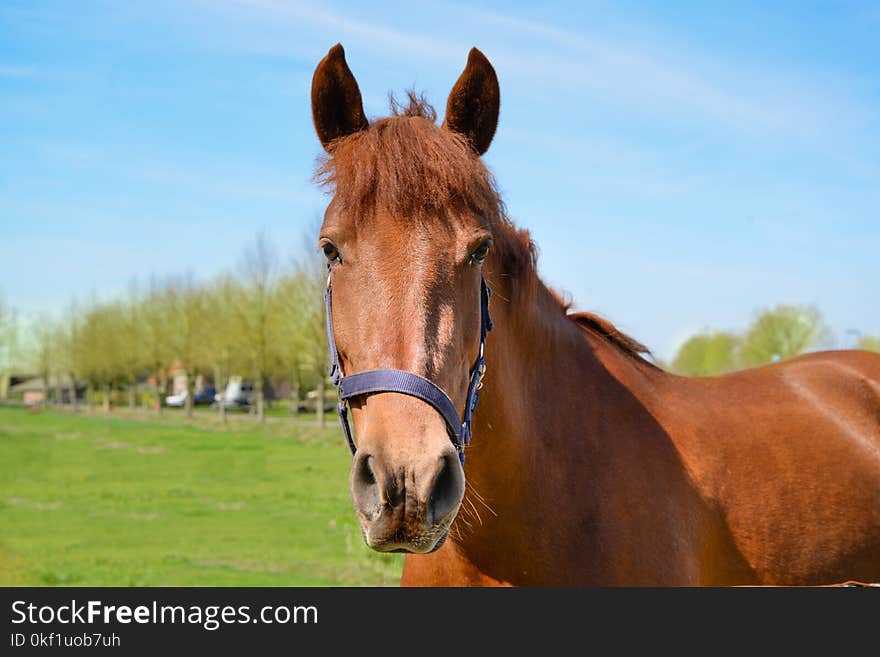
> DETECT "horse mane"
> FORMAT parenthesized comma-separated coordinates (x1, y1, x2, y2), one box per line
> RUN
(316, 91, 654, 366)
(569, 312, 654, 364)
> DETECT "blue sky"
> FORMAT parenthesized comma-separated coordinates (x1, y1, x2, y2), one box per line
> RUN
(1, 0, 878, 360)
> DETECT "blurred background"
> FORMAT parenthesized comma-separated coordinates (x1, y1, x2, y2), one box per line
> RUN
(1, 1, 878, 585)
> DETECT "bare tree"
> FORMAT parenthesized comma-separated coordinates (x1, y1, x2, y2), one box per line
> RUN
(234, 233, 281, 422)
(142, 278, 172, 413)
(166, 275, 210, 418)
(294, 253, 330, 426)
(275, 272, 305, 419)
(57, 300, 83, 408)
(78, 302, 129, 414)
(0, 295, 17, 400)
(120, 284, 146, 409)
(274, 222, 330, 425)
(205, 274, 240, 424)
(31, 313, 56, 407)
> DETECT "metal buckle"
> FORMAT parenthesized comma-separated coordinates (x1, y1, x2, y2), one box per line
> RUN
(475, 355, 487, 390)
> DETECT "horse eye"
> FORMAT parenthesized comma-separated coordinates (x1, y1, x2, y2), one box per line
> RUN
(322, 242, 341, 264)
(471, 242, 490, 264)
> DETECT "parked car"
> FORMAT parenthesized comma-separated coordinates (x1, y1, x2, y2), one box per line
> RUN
(213, 378, 255, 411)
(165, 386, 217, 407)
(193, 386, 216, 405)
(165, 391, 187, 407)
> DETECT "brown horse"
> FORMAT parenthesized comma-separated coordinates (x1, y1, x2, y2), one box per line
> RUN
(310, 44, 880, 585)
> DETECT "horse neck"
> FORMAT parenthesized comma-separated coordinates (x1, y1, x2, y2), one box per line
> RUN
(473, 271, 662, 457)
(457, 268, 668, 563)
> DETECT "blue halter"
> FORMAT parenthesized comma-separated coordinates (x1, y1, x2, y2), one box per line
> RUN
(324, 274, 492, 464)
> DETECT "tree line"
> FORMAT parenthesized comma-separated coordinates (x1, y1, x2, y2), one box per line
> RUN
(670, 304, 880, 376)
(3, 256, 879, 408)
(0, 231, 329, 423)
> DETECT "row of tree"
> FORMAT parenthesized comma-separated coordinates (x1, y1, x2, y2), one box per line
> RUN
(0, 232, 330, 423)
(670, 304, 880, 376)
(3, 257, 879, 409)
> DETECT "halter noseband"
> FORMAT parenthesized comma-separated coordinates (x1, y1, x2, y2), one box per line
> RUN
(324, 273, 492, 464)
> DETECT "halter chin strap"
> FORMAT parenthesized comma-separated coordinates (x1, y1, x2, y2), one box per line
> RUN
(324, 273, 492, 464)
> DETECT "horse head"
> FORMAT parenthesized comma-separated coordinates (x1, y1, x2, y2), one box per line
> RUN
(311, 44, 501, 553)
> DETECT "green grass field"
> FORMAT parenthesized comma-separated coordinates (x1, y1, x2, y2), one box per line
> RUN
(0, 406, 404, 586)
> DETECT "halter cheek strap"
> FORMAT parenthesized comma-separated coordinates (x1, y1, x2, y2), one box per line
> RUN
(324, 275, 492, 464)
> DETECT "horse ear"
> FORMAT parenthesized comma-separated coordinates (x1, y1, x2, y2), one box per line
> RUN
(311, 43, 369, 150)
(443, 48, 500, 155)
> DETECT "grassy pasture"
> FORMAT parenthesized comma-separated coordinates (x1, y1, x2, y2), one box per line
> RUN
(0, 407, 403, 586)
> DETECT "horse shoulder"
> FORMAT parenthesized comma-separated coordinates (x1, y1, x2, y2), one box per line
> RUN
(660, 350, 880, 584)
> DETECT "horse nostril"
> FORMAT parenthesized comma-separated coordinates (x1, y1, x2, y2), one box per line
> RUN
(357, 454, 376, 486)
(427, 451, 465, 524)
(351, 453, 382, 521)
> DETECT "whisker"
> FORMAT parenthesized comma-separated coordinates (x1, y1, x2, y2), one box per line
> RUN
(465, 496, 483, 527)
(466, 481, 498, 517)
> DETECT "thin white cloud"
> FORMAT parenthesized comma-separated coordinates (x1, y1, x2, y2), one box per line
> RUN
(0, 65, 39, 78)
(182, 0, 877, 153)
(193, 0, 466, 61)
(33, 139, 321, 206)
(453, 4, 874, 140)
(500, 126, 711, 199)
(36, 143, 101, 166)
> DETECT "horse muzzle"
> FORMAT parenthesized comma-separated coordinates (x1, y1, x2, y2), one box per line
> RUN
(349, 448, 465, 553)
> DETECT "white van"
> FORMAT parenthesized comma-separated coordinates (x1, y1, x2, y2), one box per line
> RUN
(214, 377, 255, 410)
